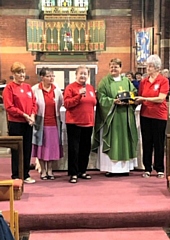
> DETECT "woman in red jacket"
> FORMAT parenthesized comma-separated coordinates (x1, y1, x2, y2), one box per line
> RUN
(64, 65, 97, 183)
(3, 62, 37, 183)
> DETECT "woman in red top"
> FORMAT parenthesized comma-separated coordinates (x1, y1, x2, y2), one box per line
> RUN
(135, 54, 169, 178)
(64, 65, 97, 183)
(32, 67, 63, 180)
(3, 62, 37, 183)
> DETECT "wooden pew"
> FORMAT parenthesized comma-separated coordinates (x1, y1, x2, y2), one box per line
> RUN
(0, 136, 24, 195)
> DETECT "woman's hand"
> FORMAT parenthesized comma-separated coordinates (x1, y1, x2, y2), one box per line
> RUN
(134, 96, 145, 104)
(23, 113, 35, 126)
(28, 114, 35, 126)
(79, 87, 86, 95)
(114, 99, 129, 105)
(23, 113, 30, 121)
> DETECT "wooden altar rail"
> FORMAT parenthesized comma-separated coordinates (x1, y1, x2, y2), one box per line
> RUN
(166, 134, 170, 190)
(0, 136, 24, 192)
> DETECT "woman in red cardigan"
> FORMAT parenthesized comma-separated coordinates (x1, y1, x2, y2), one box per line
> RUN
(64, 65, 97, 183)
(3, 62, 37, 183)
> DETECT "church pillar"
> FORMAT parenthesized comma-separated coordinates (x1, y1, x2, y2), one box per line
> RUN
(160, 0, 170, 68)
(154, 0, 161, 57)
(72, 0, 75, 6)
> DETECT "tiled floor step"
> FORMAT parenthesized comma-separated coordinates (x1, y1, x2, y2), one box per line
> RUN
(29, 228, 169, 240)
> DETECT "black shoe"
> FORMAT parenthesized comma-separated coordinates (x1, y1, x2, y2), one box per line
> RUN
(40, 175, 48, 180)
(29, 164, 35, 170)
(48, 175, 55, 180)
(118, 172, 129, 176)
(105, 172, 129, 177)
(105, 172, 114, 177)
(78, 173, 91, 179)
(69, 175, 78, 183)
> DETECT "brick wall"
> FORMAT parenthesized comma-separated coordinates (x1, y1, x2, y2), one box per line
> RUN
(0, 0, 39, 85)
(0, 0, 169, 86)
(0, 0, 39, 8)
(91, 0, 140, 84)
(160, 0, 170, 68)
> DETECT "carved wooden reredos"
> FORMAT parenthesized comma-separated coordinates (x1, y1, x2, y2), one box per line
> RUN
(26, 3, 106, 53)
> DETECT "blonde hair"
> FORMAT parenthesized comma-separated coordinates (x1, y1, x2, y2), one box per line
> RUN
(75, 65, 90, 75)
(11, 62, 26, 73)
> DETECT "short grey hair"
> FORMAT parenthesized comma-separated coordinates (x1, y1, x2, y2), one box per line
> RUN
(146, 54, 162, 69)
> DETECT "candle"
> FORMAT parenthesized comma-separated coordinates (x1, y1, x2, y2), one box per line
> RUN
(51, 38, 53, 44)
(42, 34, 46, 41)
(85, 34, 89, 41)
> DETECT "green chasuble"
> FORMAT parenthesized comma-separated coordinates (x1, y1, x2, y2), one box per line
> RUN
(92, 74, 138, 161)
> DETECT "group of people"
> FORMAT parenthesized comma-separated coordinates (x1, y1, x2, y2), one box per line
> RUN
(125, 71, 144, 91)
(2, 54, 169, 184)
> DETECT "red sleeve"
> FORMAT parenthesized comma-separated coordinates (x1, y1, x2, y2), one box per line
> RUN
(3, 84, 24, 117)
(64, 85, 82, 109)
(160, 76, 169, 95)
(138, 79, 145, 96)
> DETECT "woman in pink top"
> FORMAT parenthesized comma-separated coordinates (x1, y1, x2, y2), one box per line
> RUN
(135, 55, 169, 178)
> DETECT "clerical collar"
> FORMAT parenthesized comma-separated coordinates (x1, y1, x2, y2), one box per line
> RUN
(113, 76, 121, 81)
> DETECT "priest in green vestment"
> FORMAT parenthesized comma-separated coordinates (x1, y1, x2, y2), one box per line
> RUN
(92, 58, 138, 176)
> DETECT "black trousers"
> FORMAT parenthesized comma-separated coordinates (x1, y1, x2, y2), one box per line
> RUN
(140, 116, 167, 173)
(8, 121, 33, 180)
(66, 124, 93, 176)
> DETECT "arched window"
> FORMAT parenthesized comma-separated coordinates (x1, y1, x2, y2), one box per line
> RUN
(41, 0, 89, 8)
(58, 0, 72, 6)
(42, 0, 55, 8)
(74, 0, 88, 7)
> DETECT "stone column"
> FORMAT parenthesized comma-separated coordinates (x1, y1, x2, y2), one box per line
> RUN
(154, 0, 161, 57)
(160, 0, 170, 68)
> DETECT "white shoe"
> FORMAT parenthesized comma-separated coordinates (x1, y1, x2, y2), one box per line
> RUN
(157, 172, 165, 178)
(24, 177, 36, 184)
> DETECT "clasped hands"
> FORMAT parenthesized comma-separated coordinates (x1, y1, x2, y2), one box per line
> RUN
(79, 88, 86, 95)
(23, 113, 35, 126)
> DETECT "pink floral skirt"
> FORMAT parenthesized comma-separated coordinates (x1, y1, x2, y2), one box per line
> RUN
(32, 126, 63, 161)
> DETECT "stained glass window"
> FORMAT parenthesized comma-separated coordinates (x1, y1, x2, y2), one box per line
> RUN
(58, 0, 72, 6)
(42, 0, 55, 7)
(41, 0, 88, 8)
(74, 0, 88, 7)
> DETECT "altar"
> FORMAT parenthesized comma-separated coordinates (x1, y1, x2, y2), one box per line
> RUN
(53, 105, 144, 171)
(0, 100, 144, 171)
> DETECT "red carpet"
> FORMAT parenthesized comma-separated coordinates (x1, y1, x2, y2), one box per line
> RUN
(0, 157, 170, 232)
(29, 228, 169, 240)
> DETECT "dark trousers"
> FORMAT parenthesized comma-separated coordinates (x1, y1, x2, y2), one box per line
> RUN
(8, 121, 33, 180)
(140, 116, 167, 173)
(66, 124, 93, 176)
